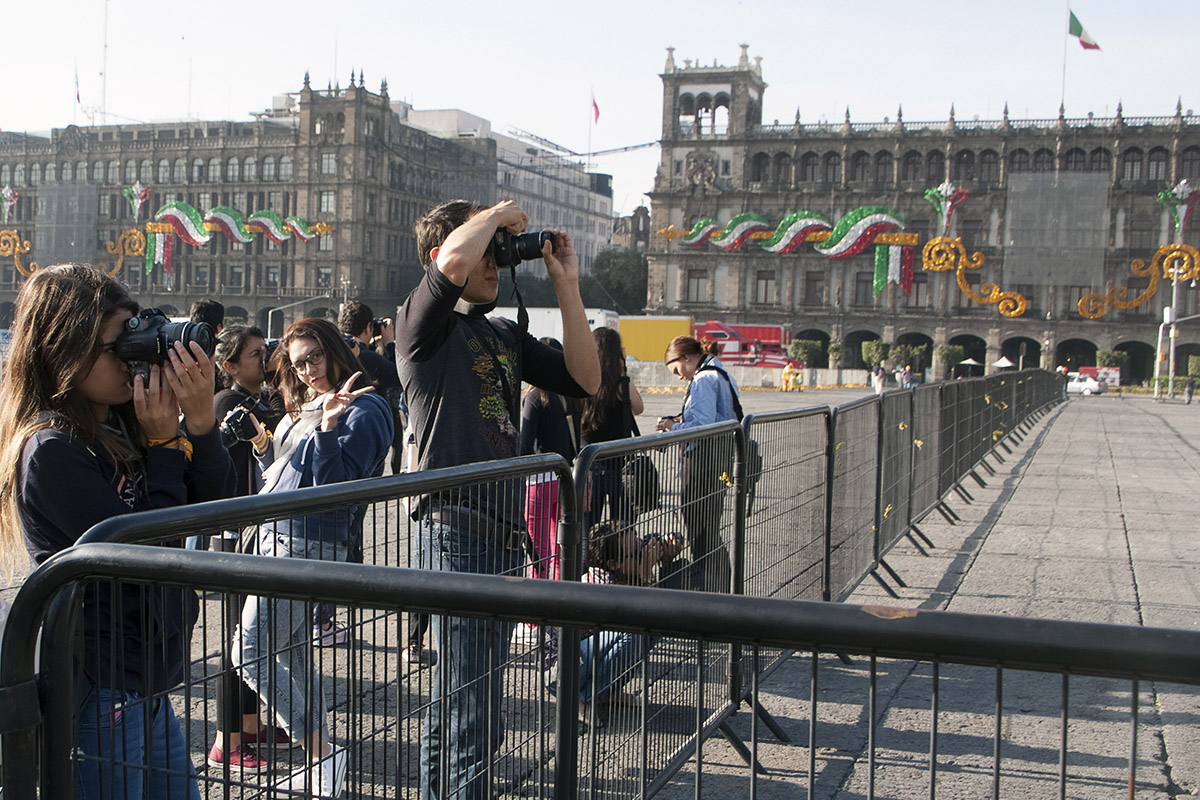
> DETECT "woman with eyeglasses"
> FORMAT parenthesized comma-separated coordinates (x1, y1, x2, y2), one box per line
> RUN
(231, 317, 393, 798)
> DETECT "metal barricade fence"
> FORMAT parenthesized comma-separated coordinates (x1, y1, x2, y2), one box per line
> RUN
(876, 390, 915, 559)
(568, 421, 742, 798)
(909, 384, 943, 525)
(9, 544, 1200, 800)
(40, 455, 577, 800)
(826, 396, 881, 603)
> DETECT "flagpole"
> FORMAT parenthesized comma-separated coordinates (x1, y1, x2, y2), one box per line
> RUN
(1061, 3, 1070, 109)
(587, 86, 594, 174)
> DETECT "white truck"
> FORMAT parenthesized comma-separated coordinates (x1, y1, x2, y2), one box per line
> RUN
(490, 307, 619, 342)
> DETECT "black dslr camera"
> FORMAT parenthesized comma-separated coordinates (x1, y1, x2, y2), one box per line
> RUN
(219, 395, 270, 448)
(114, 308, 216, 381)
(489, 230, 553, 268)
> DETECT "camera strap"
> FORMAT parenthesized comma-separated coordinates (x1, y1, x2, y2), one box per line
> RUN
(507, 264, 529, 336)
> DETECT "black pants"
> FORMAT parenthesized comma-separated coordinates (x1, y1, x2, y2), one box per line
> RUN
(680, 442, 732, 593)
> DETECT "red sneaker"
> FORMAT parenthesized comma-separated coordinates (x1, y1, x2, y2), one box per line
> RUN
(242, 725, 297, 748)
(207, 744, 265, 771)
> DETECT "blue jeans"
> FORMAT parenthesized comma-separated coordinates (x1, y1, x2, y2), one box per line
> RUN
(74, 682, 200, 800)
(579, 631, 646, 704)
(233, 532, 347, 743)
(414, 516, 524, 800)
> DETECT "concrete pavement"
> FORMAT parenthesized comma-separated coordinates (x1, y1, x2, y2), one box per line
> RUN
(654, 391, 1200, 799)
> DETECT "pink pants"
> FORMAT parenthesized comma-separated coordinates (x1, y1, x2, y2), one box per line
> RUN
(525, 478, 561, 580)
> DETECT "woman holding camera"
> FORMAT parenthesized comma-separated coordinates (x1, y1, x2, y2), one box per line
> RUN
(0, 264, 233, 799)
(655, 336, 740, 592)
(232, 317, 392, 797)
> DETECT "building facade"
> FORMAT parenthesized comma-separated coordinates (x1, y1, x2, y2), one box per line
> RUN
(646, 46, 1200, 382)
(0, 73, 496, 333)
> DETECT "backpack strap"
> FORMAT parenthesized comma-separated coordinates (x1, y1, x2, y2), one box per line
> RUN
(694, 359, 745, 421)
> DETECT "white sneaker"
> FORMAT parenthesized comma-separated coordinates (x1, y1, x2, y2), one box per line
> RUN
(276, 745, 347, 798)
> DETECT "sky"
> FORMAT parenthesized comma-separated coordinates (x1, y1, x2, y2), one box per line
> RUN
(4, 0, 1196, 216)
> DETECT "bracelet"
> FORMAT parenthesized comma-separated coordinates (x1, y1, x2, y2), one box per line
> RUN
(251, 428, 272, 455)
(148, 434, 194, 462)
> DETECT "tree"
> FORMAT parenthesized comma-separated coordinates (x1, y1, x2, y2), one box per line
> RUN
(580, 247, 648, 314)
(936, 344, 965, 379)
(891, 343, 930, 374)
(861, 339, 889, 370)
(1096, 350, 1128, 369)
(827, 341, 843, 366)
(1188, 355, 1200, 378)
(790, 339, 825, 368)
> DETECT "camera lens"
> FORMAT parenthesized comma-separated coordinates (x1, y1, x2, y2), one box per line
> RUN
(513, 231, 553, 262)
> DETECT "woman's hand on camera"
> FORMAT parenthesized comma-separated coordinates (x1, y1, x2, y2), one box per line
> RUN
(165, 340, 217, 436)
(134, 364, 182, 440)
(321, 372, 375, 432)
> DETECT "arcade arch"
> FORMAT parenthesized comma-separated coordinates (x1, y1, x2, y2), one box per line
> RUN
(1056, 338, 1098, 372)
(1114, 340, 1154, 385)
(843, 329, 881, 370)
(1000, 336, 1043, 371)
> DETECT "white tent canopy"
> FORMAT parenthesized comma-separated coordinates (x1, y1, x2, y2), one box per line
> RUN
(959, 358, 983, 366)
(992, 356, 1016, 368)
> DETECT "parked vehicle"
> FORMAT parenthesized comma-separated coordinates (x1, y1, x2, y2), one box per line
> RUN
(1067, 373, 1106, 395)
(692, 320, 801, 367)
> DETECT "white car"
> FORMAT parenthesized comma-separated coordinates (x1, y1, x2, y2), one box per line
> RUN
(1066, 374, 1106, 395)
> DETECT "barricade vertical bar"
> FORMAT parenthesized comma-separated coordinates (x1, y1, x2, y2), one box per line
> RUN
(750, 647, 760, 800)
(929, 661, 940, 800)
(823, 412, 837, 602)
(1129, 678, 1139, 800)
(873, 400, 887, 572)
(809, 651, 818, 800)
(868, 655, 878, 800)
(1059, 672, 1069, 800)
(993, 666, 1003, 800)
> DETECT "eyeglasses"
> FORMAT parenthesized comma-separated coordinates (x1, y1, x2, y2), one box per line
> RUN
(291, 349, 325, 373)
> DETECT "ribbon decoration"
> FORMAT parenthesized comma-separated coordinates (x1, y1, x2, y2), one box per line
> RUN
(924, 180, 969, 235)
(1, 185, 17, 225)
(1157, 180, 1200, 243)
(123, 181, 151, 219)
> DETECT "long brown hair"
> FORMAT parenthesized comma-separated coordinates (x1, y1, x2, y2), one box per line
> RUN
(269, 317, 369, 413)
(0, 264, 140, 572)
(581, 327, 627, 437)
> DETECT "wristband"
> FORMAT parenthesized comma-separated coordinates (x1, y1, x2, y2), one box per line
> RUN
(148, 435, 194, 462)
(251, 428, 272, 456)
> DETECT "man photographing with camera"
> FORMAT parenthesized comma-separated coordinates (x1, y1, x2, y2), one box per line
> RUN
(396, 199, 599, 800)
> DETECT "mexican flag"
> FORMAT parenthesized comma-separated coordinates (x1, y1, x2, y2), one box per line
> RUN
(1069, 11, 1101, 50)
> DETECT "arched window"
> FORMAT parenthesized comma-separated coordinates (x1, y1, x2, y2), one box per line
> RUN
(60, 162, 72, 182)
(279, 156, 293, 180)
(901, 150, 922, 181)
(1062, 148, 1086, 171)
(1089, 148, 1111, 174)
(192, 158, 205, 183)
(29, 164, 41, 185)
(139, 159, 153, 183)
(772, 153, 791, 185)
(0, 165, 9, 184)
(93, 161, 104, 182)
(124, 160, 137, 183)
(952, 150, 975, 181)
(157, 159, 170, 183)
(13, 165, 24, 186)
(800, 153, 819, 182)
(749, 152, 770, 183)
(44, 163, 56, 183)
(1009, 149, 1030, 173)
(850, 151, 870, 182)
(1033, 149, 1055, 172)
(1121, 148, 1143, 181)
(875, 151, 893, 184)
(823, 153, 841, 185)
(76, 161, 86, 181)
(243, 157, 256, 182)
(107, 160, 120, 184)
(1181, 146, 1200, 180)
(207, 157, 221, 182)
(227, 157, 240, 182)
(926, 151, 945, 183)
(1148, 147, 1169, 181)
(173, 159, 185, 183)
(979, 150, 1000, 183)
(262, 156, 276, 181)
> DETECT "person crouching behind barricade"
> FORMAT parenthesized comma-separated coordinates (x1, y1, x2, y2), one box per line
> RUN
(0, 263, 234, 799)
(231, 317, 393, 798)
(550, 521, 679, 727)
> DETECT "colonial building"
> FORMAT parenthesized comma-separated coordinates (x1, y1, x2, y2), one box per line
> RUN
(0, 73, 607, 334)
(646, 46, 1200, 382)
